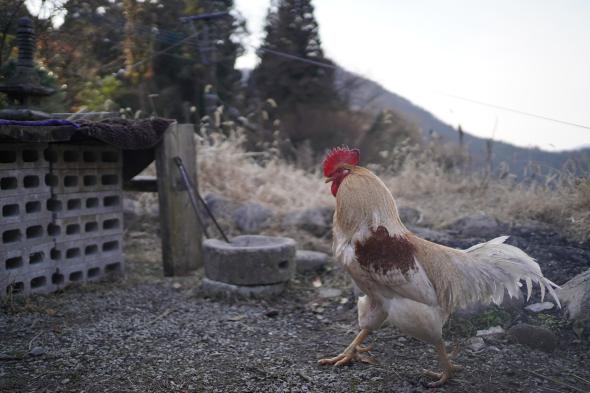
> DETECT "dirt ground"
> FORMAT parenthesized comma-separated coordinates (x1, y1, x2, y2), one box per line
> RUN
(1, 219, 590, 393)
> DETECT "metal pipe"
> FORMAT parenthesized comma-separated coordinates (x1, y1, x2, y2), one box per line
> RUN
(173, 156, 230, 243)
(173, 157, 210, 239)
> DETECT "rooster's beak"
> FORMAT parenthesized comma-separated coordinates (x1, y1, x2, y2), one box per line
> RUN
(324, 176, 334, 183)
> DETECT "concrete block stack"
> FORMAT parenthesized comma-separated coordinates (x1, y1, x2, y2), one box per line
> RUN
(1, 143, 124, 297)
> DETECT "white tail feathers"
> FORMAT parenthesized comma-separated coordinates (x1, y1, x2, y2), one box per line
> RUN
(460, 236, 561, 309)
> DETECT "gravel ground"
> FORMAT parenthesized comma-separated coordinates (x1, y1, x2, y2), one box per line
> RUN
(1, 220, 589, 393)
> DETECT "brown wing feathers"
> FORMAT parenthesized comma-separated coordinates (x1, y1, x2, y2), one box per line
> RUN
(355, 226, 417, 276)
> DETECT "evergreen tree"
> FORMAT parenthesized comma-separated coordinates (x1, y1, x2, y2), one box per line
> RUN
(251, 0, 340, 112)
(9, 0, 245, 118)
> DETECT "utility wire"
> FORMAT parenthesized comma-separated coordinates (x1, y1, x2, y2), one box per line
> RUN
(255, 46, 337, 69)
(250, 43, 590, 133)
(251, 42, 590, 132)
(439, 91, 590, 131)
(107, 31, 200, 74)
(110, 31, 590, 134)
(52, 14, 588, 132)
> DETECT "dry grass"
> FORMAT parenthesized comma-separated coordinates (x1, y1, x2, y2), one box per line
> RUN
(384, 157, 590, 241)
(195, 130, 590, 242)
(196, 130, 332, 214)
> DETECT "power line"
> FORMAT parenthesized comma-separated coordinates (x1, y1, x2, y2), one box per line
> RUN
(48, 10, 589, 133)
(98, 13, 233, 74)
(439, 91, 590, 131)
(112, 32, 590, 134)
(179, 11, 230, 22)
(250, 42, 590, 134)
(254, 46, 337, 69)
(104, 31, 200, 74)
(249, 41, 590, 133)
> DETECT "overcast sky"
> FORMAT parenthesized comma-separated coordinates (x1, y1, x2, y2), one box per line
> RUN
(235, 0, 590, 151)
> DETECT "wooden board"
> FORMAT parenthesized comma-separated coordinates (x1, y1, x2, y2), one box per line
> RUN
(123, 176, 157, 192)
(155, 123, 202, 276)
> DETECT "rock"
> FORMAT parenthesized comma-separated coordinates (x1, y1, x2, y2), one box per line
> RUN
(407, 226, 451, 244)
(398, 207, 422, 226)
(295, 250, 329, 273)
(145, 203, 159, 218)
(232, 202, 273, 233)
(559, 268, 590, 338)
(507, 323, 558, 352)
(124, 196, 159, 218)
(510, 219, 554, 235)
(525, 302, 555, 313)
(467, 337, 485, 352)
(122, 197, 158, 226)
(123, 198, 141, 217)
(203, 193, 240, 221)
(203, 235, 296, 286)
(476, 326, 505, 336)
(282, 207, 333, 237)
(28, 347, 44, 357)
(318, 288, 343, 299)
(502, 291, 526, 310)
(559, 268, 590, 321)
(449, 212, 502, 237)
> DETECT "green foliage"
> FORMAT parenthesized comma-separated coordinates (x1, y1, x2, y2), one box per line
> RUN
(473, 307, 512, 328)
(76, 75, 122, 111)
(534, 313, 570, 331)
(445, 306, 513, 337)
(0, 0, 245, 117)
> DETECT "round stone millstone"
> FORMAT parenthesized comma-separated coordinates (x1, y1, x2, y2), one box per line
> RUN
(201, 278, 287, 298)
(202, 235, 296, 286)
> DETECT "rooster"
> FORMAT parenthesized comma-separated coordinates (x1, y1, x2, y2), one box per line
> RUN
(318, 147, 560, 387)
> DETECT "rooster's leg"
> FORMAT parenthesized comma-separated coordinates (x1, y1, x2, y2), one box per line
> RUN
(318, 329, 377, 366)
(423, 341, 463, 387)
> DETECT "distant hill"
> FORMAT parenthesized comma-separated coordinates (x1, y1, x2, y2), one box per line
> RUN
(338, 68, 590, 175)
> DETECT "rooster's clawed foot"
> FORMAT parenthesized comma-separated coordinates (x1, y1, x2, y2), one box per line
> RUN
(318, 344, 378, 366)
(422, 363, 463, 388)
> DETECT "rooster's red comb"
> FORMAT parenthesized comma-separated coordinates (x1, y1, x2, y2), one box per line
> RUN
(323, 146, 360, 177)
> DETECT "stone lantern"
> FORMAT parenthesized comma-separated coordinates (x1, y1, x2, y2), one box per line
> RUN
(0, 17, 55, 120)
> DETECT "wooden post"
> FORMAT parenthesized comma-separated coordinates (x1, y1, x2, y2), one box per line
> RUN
(155, 123, 202, 276)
